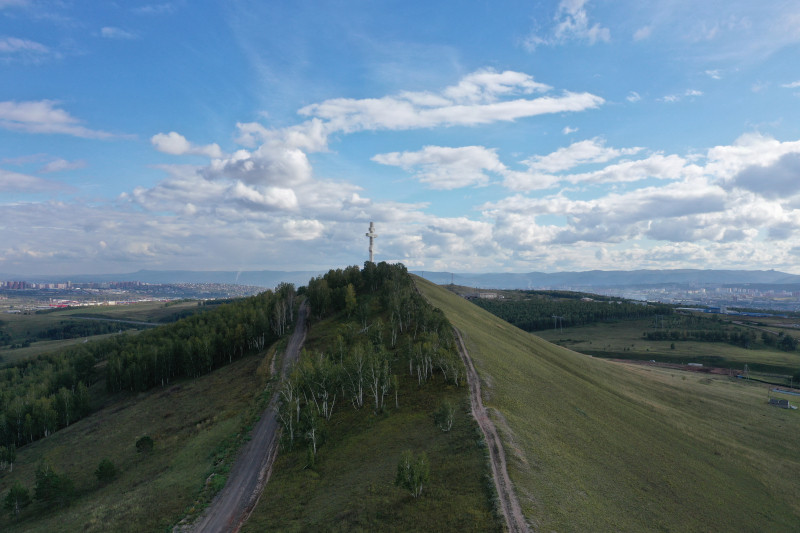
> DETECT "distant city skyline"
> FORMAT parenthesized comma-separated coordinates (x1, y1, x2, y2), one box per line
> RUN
(2, 1, 800, 275)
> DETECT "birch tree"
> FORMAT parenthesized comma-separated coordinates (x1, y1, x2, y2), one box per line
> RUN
(395, 450, 429, 498)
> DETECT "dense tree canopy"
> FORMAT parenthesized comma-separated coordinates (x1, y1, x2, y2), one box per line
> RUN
(472, 294, 672, 332)
(0, 284, 296, 450)
(278, 263, 463, 462)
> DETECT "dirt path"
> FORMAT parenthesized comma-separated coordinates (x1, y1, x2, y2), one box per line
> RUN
(191, 302, 308, 533)
(453, 328, 529, 533)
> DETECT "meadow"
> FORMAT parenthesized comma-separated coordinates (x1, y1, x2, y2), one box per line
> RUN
(0, 300, 201, 365)
(535, 317, 800, 380)
(417, 276, 800, 532)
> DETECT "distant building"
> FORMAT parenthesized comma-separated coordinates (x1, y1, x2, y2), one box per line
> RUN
(768, 399, 797, 409)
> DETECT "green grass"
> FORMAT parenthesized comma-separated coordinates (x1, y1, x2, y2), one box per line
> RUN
(0, 301, 200, 365)
(0, 332, 141, 366)
(535, 318, 800, 377)
(417, 276, 800, 532)
(243, 312, 501, 533)
(0, 351, 273, 532)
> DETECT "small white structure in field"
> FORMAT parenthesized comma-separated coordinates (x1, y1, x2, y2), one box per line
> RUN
(366, 221, 378, 263)
(768, 398, 797, 409)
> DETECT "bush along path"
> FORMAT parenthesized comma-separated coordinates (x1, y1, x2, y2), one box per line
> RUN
(453, 327, 529, 533)
(189, 302, 308, 533)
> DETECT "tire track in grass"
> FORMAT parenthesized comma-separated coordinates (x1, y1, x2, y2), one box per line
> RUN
(454, 327, 530, 533)
(190, 302, 307, 533)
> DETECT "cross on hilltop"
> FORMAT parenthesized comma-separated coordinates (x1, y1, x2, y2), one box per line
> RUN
(366, 221, 378, 263)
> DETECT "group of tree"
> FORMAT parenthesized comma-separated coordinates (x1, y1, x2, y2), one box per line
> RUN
(473, 296, 672, 332)
(33, 320, 139, 342)
(278, 263, 463, 466)
(3, 456, 120, 518)
(644, 328, 759, 348)
(0, 283, 297, 451)
(3, 462, 75, 518)
(764, 331, 799, 352)
(105, 283, 296, 392)
(0, 350, 94, 449)
(641, 314, 797, 351)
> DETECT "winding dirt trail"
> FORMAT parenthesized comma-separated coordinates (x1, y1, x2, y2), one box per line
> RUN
(453, 328, 529, 533)
(191, 302, 308, 533)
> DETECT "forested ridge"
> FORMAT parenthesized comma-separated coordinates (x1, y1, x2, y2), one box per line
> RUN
(243, 263, 502, 532)
(472, 293, 673, 332)
(0, 284, 297, 454)
(281, 262, 463, 460)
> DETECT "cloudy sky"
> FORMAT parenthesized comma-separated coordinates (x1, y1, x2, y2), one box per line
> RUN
(2, 0, 800, 276)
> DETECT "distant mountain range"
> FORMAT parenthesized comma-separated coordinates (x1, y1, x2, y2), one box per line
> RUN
(411, 269, 800, 290)
(3, 268, 800, 290)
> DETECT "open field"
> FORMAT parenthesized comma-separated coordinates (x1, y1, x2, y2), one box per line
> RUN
(242, 309, 501, 532)
(0, 351, 273, 532)
(0, 300, 201, 365)
(535, 318, 800, 379)
(0, 332, 140, 366)
(417, 277, 800, 532)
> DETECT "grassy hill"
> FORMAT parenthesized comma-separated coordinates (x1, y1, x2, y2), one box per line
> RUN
(5, 268, 798, 532)
(416, 276, 800, 532)
(1, 264, 501, 532)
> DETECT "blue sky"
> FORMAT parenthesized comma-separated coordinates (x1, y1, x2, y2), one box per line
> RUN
(2, 0, 800, 276)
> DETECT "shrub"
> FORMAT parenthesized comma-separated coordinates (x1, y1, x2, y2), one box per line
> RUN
(4, 480, 31, 517)
(434, 400, 455, 432)
(395, 450, 429, 498)
(136, 435, 154, 454)
(95, 458, 118, 484)
(34, 462, 75, 508)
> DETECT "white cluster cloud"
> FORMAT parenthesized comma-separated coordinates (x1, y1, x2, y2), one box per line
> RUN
(100, 27, 138, 40)
(132, 3, 176, 15)
(299, 69, 603, 133)
(633, 25, 652, 41)
(0, 100, 115, 138)
(372, 146, 501, 189)
(0, 36, 52, 63)
(151, 132, 223, 158)
(525, 0, 610, 51)
(373, 138, 689, 192)
(0, 168, 64, 193)
(38, 158, 86, 173)
(0, 36, 47, 54)
(523, 137, 641, 173)
(5, 65, 800, 274)
(476, 133, 800, 266)
(626, 91, 641, 102)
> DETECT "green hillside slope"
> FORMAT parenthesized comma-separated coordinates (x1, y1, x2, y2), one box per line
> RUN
(0, 351, 273, 532)
(416, 276, 800, 532)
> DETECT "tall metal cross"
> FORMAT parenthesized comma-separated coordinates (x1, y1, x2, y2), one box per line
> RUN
(365, 221, 378, 263)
